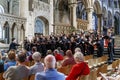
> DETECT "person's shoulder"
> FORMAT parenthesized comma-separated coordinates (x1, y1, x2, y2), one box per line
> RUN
(6, 66, 16, 71)
(57, 71, 65, 76)
(36, 71, 45, 76)
(55, 71, 65, 79)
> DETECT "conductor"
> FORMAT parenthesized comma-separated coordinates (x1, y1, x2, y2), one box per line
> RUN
(9, 38, 20, 51)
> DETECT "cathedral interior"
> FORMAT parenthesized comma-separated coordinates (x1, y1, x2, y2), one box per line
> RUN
(0, 0, 119, 44)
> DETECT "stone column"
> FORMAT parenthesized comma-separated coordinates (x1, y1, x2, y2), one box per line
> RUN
(97, 14, 102, 33)
(19, 0, 29, 17)
(69, 0, 77, 29)
(10, 0, 13, 14)
(49, 0, 54, 35)
(17, 24, 21, 43)
(9, 22, 13, 43)
(86, 7, 94, 30)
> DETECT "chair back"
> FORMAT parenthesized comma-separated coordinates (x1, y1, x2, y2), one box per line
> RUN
(29, 74, 35, 80)
(0, 72, 4, 80)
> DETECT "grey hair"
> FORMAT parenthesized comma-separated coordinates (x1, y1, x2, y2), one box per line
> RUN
(44, 55, 56, 68)
(32, 52, 41, 61)
(74, 52, 84, 62)
(74, 47, 81, 53)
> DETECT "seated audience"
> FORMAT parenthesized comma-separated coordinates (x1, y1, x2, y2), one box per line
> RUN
(46, 50, 53, 55)
(0, 53, 4, 73)
(35, 55, 65, 80)
(29, 52, 44, 75)
(62, 50, 76, 67)
(57, 47, 64, 56)
(53, 49, 64, 61)
(66, 52, 90, 80)
(28, 46, 37, 61)
(3, 51, 29, 80)
(74, 47, 81, 53)
(4, 49, 16, 71)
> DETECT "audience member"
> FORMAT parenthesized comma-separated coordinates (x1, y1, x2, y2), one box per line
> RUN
(46, 50, 53, 55)
(53, 49, 64, 61)
(28, 46, 37, 61)
(74, 47, 81, 53)
(29, 52, 44, 75)
(57, 47, 64, 56)
(62, 50, 76, 67)
(3, 51, 29, 80)
(66, 52, 90, 80)
(4, 49, 16, 71)
(35, 55, 65, 80)
(9, 38, 20, 51)
(0, 53, 4, 73)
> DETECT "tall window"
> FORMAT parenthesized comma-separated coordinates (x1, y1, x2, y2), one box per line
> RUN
(108, 0, 113, 7)
(0, 5, 4, 13)
(114, 1, 117, 8)
(0, 26, 2, 39)
(35, 18, 44, 34)
(76, 2, 87, 20)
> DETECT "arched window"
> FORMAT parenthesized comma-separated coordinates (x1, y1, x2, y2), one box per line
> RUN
(76, 2, 87, 20)
(92, 13, 98, 30)
(0, 5, 4, 13)
(0, 25, 2, 39)
(35, 18, 44, 34)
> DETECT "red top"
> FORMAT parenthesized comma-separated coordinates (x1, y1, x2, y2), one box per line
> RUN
(55, 53, 64, 61)
(62, 57, 76, 67)
(66, 62, 90, 80)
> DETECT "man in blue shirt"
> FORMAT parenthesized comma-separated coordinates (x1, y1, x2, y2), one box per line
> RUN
(35, 55, 65, 80)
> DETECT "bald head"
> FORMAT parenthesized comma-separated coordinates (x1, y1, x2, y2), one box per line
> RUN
(44, 55, 56, 69)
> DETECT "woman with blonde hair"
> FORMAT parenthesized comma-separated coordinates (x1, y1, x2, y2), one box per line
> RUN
(4, 49, 16, 71)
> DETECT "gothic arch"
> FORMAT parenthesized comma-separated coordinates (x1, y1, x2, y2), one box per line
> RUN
(0, 5, 4, 13)
(55, 0, 70, 24)
(94, 0, 102, 14)
(103, 7, 107, 18)
(35, 16, 49, 35)
(108, 11, 112, 27)
(20, 24, 25, 41)
(3, 21, 10, 44)
(114, 12, 120, 35)
(76, 1, 87, 20)
(11, 23, 18, 39)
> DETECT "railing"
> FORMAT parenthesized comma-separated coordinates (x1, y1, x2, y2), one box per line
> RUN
(77, 19, 89, 30)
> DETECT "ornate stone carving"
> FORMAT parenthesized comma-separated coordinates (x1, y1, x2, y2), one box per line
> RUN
(0, 13, 26, 25)
(33, 1, 50, 12)
(77, 19, 89, 30)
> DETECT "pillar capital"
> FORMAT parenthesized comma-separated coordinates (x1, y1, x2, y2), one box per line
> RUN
(96, 14, 102, 17)
(86, 7, 94, 13)
(68, 0, 77, 8)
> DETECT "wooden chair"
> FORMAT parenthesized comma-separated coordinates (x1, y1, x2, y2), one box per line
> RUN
(23, 77, 28, 80)
(89, 68, 97, 80)
(24, 61, 30, 66)
(101, 64, 108, 73)
(84, 55, 93, 61)
(0, 72, 4, 80)
(77, 68, 97, 80)
(29, 74, 35, 80)
(79, 75, 89, 80)
(88, 59, 94, 69)
(57, 64, 73, 75)
(112, 61, 117, 69)
(97, 64, 108, 77)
